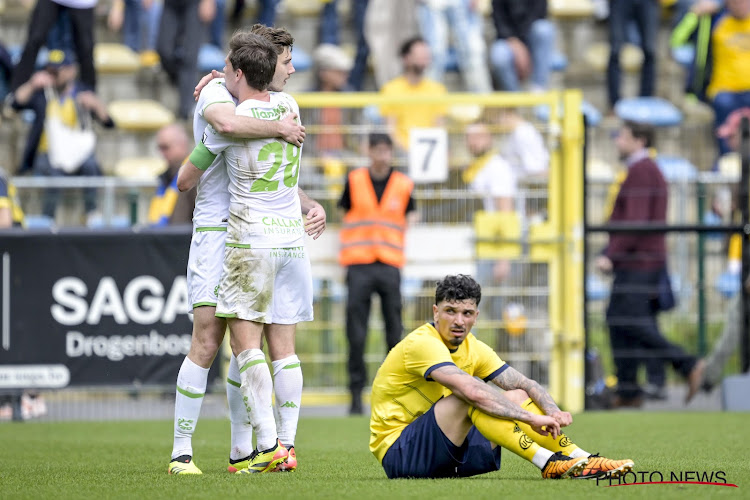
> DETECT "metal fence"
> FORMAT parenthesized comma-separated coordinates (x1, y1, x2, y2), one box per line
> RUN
(4, 91, 586, 421)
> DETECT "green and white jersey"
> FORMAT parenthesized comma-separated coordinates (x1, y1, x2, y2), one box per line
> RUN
(191, 78, 234, 230)
(201, 92, 304, 248)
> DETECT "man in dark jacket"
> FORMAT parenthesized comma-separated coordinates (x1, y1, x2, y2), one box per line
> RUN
(489, 0, 555, 91)
(596, 121, 704, 407)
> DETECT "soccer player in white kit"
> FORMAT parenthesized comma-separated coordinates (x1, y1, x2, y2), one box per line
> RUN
(168, 29, 323, 475)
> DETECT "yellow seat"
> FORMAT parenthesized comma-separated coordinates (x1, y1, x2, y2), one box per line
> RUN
(585, 42, 643, 73)
(285, 0, 323, 16)
(113, 157, 167, 180)
(549, 0, 595, 18)
(94, 43, 140, 74)
(448, 105, 483, 124)
(108, 100, 174, 132)
(718, 152, 740, 179)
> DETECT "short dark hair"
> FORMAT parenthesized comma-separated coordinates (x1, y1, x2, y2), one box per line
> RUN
(399, 36, 425, 58)
(435, 275, 482, 306)
(369, 133, 392, 148)
(250, 23, 294, 53)
(228, 31, 277, 90)
(623, 120, 655, 149)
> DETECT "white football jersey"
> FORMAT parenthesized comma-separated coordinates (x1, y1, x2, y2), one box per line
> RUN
(191, 78, 234, 229)
(202, 92, 304, 248)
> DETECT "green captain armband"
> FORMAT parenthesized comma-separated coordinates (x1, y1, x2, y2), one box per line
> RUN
(189, 142, 218, 171)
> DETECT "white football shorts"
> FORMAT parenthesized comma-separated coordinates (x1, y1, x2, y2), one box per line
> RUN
(215, 246, 314, 324)
(187, 229, 227, 308)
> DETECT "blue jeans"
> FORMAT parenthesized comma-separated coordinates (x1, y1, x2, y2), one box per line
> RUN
(347, 0, 369, 91)
(256, 0, 278, 26)
(34, 152, 100, 218)
(490, 19, 556, 91)
(417, 0, 491, 93)
(319, 0, 339, 45)
(607, 0, 659, 107)
(123, 0, 162, 51)
(209, 0, 226, 47)
(712, 91, 750, 155)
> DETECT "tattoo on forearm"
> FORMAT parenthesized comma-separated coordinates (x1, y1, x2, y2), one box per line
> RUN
(491, 366, 560, 415)
(434, 365, 534, 422)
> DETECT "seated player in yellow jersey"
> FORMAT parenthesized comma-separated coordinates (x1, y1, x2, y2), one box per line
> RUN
(369, 274, 633, 480)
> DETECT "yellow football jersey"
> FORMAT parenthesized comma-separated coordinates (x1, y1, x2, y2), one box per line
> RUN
(369, 322, 506, 462)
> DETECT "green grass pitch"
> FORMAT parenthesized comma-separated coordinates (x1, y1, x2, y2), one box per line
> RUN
(1, 412, 746, 499)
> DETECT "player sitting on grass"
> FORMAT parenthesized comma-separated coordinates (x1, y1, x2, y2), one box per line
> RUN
(370, 274, 634, 480)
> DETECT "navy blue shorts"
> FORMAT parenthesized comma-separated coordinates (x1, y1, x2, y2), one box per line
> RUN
(381, 404, 502, 479)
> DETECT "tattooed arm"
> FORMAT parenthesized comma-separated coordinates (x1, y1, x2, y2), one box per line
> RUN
(489, 366, 572, 427)
(430, 364, 560, 438)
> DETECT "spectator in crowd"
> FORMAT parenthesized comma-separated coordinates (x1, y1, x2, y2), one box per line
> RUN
(606, 0, 659, 110)
(107, 0, 162, 64)
(674, 0, 750, 155)
(0, 41, 12, 102)
(0, 167, 24, 228)
(416, 0, 492, 93)
(230, 0, 278, 27)
(498, 109, 549, 219)
(596, 121, 704, 407)
(688, 107, 749, 401)
(158, 0, 216, 120)
(338, 133, 417, 415)
(149, 123, 196, 226)
(464, 122, 515, 318)
(10, 50, 112, 222)
(490, 0, 556, 92)
(10, 0, 97, 93)
(379, 37, 447, 150)
(310, 44, 354, 160)
(365, 0, 419, 88)
(317, 0, 371, 90)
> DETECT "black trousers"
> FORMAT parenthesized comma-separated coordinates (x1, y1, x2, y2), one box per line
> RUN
(10, 0, 96, 91)
(157, 0, 205, 119)
(345, 262, 403, 394)
(606, 269, 697, 399)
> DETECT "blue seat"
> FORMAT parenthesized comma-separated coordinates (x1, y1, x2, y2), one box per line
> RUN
(671, 44, 694, 69)
(291, 47, 312, 72)
(8, 45, 48, 69)
(87, 214, 131, 229)
(716, 271, 740, 299)
(550, 51, 568, 72)
(586, 274, 609, 301)
(534, 100, 602, 127)
(614, 97, 683, 127)
(198, 44, 225, 73)
(24, 214, 55, 229)
(655, 155, 697, 181)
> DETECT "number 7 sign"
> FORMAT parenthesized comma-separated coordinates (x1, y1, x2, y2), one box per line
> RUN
(408, 128, 448, 183)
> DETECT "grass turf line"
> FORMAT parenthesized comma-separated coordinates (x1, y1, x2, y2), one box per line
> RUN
(0, 412, 746, 499)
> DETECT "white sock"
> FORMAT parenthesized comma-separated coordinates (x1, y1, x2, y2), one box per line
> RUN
(237, 348, 277, 451)
(531, 448, 554, 470)
(172, 357, 209, 459)
(272, 355, 302, 447)
(568, 448, 590, 459)
(227, 354, 253, 460)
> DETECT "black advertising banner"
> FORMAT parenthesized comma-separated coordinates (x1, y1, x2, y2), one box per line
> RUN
(0, 229, 216, 387)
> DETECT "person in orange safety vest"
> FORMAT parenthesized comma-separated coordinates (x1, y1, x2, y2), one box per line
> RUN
(338, 133, 417, 415)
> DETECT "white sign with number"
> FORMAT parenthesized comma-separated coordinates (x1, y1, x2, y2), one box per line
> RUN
(408, 128, 448, 183)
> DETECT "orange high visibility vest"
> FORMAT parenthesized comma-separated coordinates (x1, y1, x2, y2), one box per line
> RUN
(339, 168, 414, 268)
